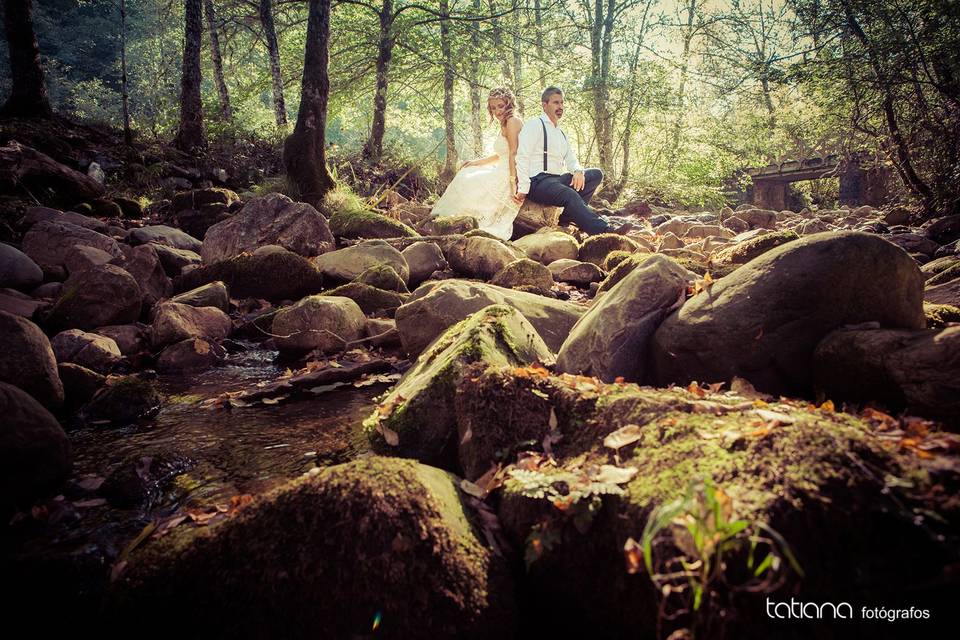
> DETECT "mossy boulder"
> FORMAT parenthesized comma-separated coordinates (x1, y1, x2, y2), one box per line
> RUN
(578, 233, 641, 266)
(175, 247, 324, 302)
(601, 250, 633, 272)
(446, 236, 525, 280)
(312, 240, 410, 285)
(108, 457, 515, 639)
(171, 187, 239, 211)
(924, 301, 960, 328)
(272, 295, 366, 353)
(926, 261, 960, 286)
(596, 252, 688, 295)
(354, 263, 409, 293)
(419, 215, 479, 236)
(513, 230, 580, 265)
(490, 258, 554, 291)
(84, 375, 162, 423)
(364, 304, 553, 468)
(169, 281, 229, 312)
(547, 259, 604, 286)
(653, 232, 927, 397)
(45, 264, 142, 331)
(402, 241, 448, 287)
(321, 283, 408, 316)
(329, 208, 419, 239)
(455, 367, 958, 638)
(715, 230, 800, 265)
(0, 311, 64, 410)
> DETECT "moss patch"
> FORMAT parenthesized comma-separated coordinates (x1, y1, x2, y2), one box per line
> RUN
(322, 282, 408, 316)
(579, 234, 641, 266)
(924, 301, 960, 328)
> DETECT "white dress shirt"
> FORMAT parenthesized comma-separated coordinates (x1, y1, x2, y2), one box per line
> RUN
(515, 113, 584, 194)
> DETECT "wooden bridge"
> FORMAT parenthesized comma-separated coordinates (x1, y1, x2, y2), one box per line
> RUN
(743, 154, 890, 210)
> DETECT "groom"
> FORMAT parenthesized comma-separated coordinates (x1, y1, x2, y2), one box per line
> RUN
(512, 86, 613, 235)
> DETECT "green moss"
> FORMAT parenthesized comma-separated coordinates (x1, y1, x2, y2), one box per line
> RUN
(927, 262, 960, 286)
(595, 252, 654, 293)
(924, 301, 960, 328)
(322, 282, 407, 315)
(176, 250, 325, 301)
(490, 258, 554, 290)
(354, 263, 409, 293)
(602, 250, 633, 271)
(719, 230, 799, 265)
(325, 189, 417, 239)
(422, 215, 479, 235)
(579, 233, 641, 266)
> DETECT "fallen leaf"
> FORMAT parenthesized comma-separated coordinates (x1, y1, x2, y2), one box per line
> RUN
(623, 537, 644, 574)
(687, 381, 706, 398)
(378, 422, 400, 446)
(819, 399, 835, 412)
(754, 409, 795, 424)
(604, 424, 643, 450)
(593, 464, 639, 484)
(460, 479, 486, 499)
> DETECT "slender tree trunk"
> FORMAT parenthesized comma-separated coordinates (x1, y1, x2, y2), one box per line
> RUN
(533, 0, 546, 87)
(259, 0, 288, 128)
(363, 0, 394, 160)
(204, 0, 231, 121)
(440, 0, 457, 179)
(589, 0, 615, 178)
(1, 0, 52, 118)
(469, 0, 484, 155)
(176, 0, 205, 151)
(283, 0, 335, 206)
(511, 0, 523, 115)
(487, 0, 513, 86)
(120, 0, 133, 144)
(669, 0, 697, 171)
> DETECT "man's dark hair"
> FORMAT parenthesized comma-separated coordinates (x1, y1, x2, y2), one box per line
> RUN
(541, 86, 564, 103)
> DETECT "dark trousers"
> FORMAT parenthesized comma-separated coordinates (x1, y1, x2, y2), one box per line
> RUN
(527, 168, 610, 235)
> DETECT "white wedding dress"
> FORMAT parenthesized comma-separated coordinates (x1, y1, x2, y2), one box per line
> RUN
(430, 134, 521, 240)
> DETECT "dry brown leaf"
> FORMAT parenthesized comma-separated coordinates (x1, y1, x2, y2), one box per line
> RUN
(593, 464, 639, 484)
(604, 424, 643, 450)
(623, 537, 644, 574)
(754, 409, 795, 424)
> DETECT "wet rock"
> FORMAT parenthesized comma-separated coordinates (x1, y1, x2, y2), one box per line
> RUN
(365, 317, 400, 348)
(715, 230, 799, 265)
(100, 452, 193, 509)
(885, 232, 940, 256)
(925, 276, 960, 307)
(312, 240, 409, 284)
(557, 255, 690, 383)
(85, 376, 161, 423)
(365, 305, 552, 467)
(176, 247, 324, 302)
(202, 194, 335, 264)
(151, 301, 232, 348)
(95, 324, 150, 356)
(814, 327, 960, 427)
(547, 259, 604, 286)
(45, 264, 141, 331)
(330, 207, 419, 239)
(354, 263, 409, 293)
(923, 214, 960, 245)
(395, 280, 585, 356)
(653, 231, 926, 396)
(22, 220, 122, 270)
(926, 262, 960, 287)
(402, 241, 447, 287)
(21, 206, 109, 233)
(170, 281, 229, 311)
(150, 243, 201, 277)
(118, 244, 172, 307)
(0, 311, 64, 409)
(0, 382, 70, 517)
(51, 329, 122, 373)
(445, 236, 524, 280)
(126, 225, 202, 253)
(321, 283, 407, 317)
(171, 187, 239, 211)
(418, 215, 477, 236)
(57, 362, 106, 409)
(0, 243, 43, 290)
(578, 234, 640, 266)
(513, 230, 580, 265)
(108, 457, 514, 639)
(272, 295, 366, 353)
(63, 245, 114, 275)
(156, 338, 226, 372)
(490, 258, 554, 291)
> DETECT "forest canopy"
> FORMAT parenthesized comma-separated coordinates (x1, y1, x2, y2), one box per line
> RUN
(2, 0, 958, 212)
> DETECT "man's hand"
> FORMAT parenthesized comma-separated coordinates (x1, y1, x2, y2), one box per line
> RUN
(571, 170, 585, 191)
(512, 192, 526, 205)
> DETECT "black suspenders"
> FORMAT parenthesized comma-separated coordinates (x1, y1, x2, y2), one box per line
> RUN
(539, 117, 568, 173)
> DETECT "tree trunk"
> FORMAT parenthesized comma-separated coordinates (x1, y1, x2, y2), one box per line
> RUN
(487, 0, 514, 87)
(440, 0, 457, 179)
(204, 0, 232, 121)
(363, 0, 394, 161)
(589, 0, 615, 178)
(669, 0, 697, 171)
(533, 0, 546, 87)
(1, 0, 52, 118)
(512, 0, 523, 115)
(283, 0, 335, 206)
(469, 0, 484, 155)
(176, 0, 205, 152)
(259, 0, 288, 128)
(120, 0, 133, 145)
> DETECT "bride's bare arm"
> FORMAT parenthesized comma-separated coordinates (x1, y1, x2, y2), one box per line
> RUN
(505, 116, 523, 193)
(463, 153, 499, 168)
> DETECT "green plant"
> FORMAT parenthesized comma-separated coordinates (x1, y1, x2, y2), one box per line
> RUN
(637, 476, 802, 637)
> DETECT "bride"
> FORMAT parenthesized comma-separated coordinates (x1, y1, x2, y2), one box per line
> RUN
(430, 87, 523, 240)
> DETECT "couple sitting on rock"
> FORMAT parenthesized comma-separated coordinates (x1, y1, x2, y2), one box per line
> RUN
(430, 85, 619, 240)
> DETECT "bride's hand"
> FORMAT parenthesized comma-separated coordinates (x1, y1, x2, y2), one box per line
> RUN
(459, 160, 474, 170)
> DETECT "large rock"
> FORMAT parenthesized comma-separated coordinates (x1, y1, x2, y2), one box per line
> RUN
(202, 194, 335, 264)
(814, 327, 960, 427)
(170, 281, 229, 311)
(547, 259, 604, 285)
(84, 376, 162, 422)
(150, 243, 201, 277)
(925, 277, 960, 306)
(108, 457, 514, 639)
(63, 245, 114, 275)
(51, 329, 122, 373)
(311, 240, 409, 284)
(0, 382, 70, 516)
(884, 232, 940, 256)
(151, 301, 233, 348)
(445, 236, 524, 280)
(271, 295, 366, 353)
(0, 243, 43, 290)
(402, 241, 447, 287)
(21, 220, 122, 269)
(329, 207, 418, 239)
(418, 215, 477, 236)
(45, 264, 142, 331)
(95, 324, 150, 356)
(923, 214, 960, 244)
(557, 255, 690, 383)
(321, 283, 407, 316)
(715, 230, 799, 265)
(156, 338, 226, 372)
(395, 280, 586, 356)
(118, 244, 172, 307)
(354, 263, 409, 293)
(172, 187, 240, 211)
(22, 206, 109, 232)
(364, 304, 553, 467)
(514, 231, 580, 265)
(653, 232, 926, 396)
(578, 233, 640, 266)
(0, 311, 64, 409)
(490, 258, 553, 291)
(176, 247, 324, 302)
(126, 225, 202, 253)
(58, 362, 106, 409)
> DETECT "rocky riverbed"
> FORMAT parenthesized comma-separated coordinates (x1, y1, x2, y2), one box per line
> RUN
(2, 186, 959, 638)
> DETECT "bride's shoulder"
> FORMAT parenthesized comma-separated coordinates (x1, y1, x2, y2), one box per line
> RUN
(505, 115, 524, 132)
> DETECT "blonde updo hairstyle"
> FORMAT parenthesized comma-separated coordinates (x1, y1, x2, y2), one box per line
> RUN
(487, 87, 517, 126)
